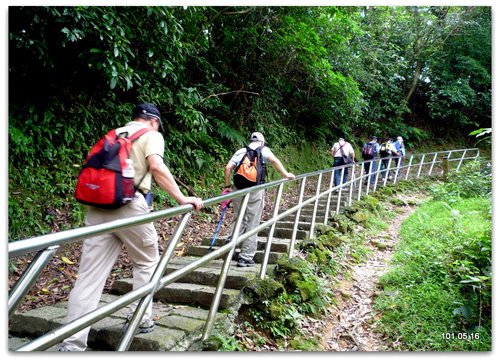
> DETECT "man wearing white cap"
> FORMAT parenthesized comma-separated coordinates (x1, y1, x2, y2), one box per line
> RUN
(223, 132, 295, 267)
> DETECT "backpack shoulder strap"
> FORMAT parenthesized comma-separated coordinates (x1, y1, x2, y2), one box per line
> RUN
(127, 127, 152, 142)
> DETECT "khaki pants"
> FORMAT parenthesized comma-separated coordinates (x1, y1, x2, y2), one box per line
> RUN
(228, 189, 265, 261)
(59, 193, 159, 351)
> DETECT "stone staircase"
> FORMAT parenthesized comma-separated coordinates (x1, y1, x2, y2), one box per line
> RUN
(8, 191, 349, 351)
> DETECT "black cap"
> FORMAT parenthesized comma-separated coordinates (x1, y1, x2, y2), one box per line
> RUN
(133, 103, 164, 133)
(370, 136, 378, 140)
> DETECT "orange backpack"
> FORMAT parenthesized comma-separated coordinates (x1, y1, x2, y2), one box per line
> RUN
(233, 145, 267, 189)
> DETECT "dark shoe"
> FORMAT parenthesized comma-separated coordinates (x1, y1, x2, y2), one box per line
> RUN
(237, 258, 255, 267)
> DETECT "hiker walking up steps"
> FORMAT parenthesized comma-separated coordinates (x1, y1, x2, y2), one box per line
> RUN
(331, 137, 355, 187)
(223, 132, 295, 267)
(361, 136, 380, 185)
(59, 103, 204, 352)
(379, 137, 399, 180)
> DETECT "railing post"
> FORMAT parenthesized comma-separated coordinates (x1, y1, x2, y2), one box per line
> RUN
(417, 154, 426, 178)
(456, 149, 468, 171)
(8, 246, 60, 317)
(383, 158, 392, 186)
(289, 177, 307, 258)
(428, 153, 438, 176)
(393, 157, 401, 184)
(117, 212, 192, 351)
(365, 161, 372, 196)
(373, 160, 382, 191)
(405, 155, 414, 181)
(336, 168, 345, 214)
(358, 162, 365, 201)
(323, 171, 334, 225)
(202, 194, 250, 341)
(259, 183, 284, 279)
(347, 164, 355, 207)
(309, 173, 323, 238)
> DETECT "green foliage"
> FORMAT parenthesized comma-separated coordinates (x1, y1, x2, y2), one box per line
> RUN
(374, 196, 492, 351)
(429, 159, 492, 201)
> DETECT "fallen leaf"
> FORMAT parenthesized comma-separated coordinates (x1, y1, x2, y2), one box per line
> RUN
(61, 256, 74, 265)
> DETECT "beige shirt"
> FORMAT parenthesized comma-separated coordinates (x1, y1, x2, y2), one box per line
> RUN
(115, 121, 165, 193)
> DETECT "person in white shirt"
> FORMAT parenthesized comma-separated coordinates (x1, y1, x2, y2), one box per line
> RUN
(223, 132, 295, 267)
(331, 137, 356, 187)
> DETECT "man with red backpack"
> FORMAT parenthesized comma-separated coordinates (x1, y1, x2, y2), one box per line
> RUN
(59, 103, 203, 351)
(223, 132, 295, 267)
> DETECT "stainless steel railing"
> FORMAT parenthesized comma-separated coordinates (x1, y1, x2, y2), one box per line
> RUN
(8, 147, 479, 351)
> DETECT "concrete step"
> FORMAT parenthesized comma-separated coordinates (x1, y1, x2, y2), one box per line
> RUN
(186, 246, 283, 265)
(161, 255, 266, 289)
(110, 279, 242, 310)
(258, 227, 308, 240)
(8, 294, 227, 351)
(201, 236, 289, 253)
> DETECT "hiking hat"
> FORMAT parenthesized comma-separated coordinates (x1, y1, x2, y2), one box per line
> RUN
(250, 132, 265, 144)
(397, 136, 403, 142)
(133, 103, 164, 133)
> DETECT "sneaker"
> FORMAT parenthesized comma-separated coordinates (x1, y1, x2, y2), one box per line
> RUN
(58, 345, 72, 352)
(237, 258, 255, 267)
(122, 316, 155, 334)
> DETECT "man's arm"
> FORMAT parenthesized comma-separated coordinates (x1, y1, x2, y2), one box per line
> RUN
(224, 162, 235, 188)
(147, 154, 203, 211)
(267, 154, 295, 179)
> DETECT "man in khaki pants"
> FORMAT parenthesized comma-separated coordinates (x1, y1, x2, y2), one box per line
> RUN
(59, 103, 203, 351)
(223, 132, 295, 267)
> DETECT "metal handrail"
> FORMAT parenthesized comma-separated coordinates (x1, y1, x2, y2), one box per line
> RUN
(8, 147, 480, 351)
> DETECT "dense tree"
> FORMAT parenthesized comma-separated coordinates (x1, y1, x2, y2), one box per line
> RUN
(8, 6, 491, 239)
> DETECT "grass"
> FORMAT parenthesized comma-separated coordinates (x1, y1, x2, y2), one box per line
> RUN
(374, 197, 492, 351)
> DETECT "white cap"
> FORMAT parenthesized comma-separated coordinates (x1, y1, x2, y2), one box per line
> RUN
(250, 132, 265, 143)
(397, 136, 403, 142)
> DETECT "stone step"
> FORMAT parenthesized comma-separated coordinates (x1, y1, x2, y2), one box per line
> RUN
(258, 227, 308, 240)
(110, 279, 242, 310)
(162, 255, 263, 289)
(8, 294, 227, 351)
(201, 236, 289, 253)
(186, 246, 283, 265)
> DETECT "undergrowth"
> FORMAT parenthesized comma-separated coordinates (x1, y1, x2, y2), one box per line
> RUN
(373, 160, 492, 351)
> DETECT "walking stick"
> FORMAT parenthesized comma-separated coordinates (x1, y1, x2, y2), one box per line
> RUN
(208, 206, 228, 252)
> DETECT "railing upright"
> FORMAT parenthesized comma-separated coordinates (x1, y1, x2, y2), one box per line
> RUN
(428, 153, 438, 176)
(417, 154, 426, 178)
(259, 183, 284, 279)
(202, 194, 250, 340)
(347, 164, 355, 207)
(289, 177, 307, 258)
(117, 212, 192, 351)
(323, 170, 335, 225)
(309, 173, 323, 238)
(405, 155, 414, 181)
(336, 168, 345, 214)
(373, 160, 382, 191)
(456, 149, 468, 171)
(358, 163, 365, 200)
(382, 158, 392, 187)
(8, 246, 60, 317)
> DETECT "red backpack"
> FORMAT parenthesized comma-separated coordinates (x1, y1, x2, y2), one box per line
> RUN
(75, 127, 150, 209)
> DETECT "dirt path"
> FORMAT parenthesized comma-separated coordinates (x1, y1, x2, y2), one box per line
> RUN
(321, 196, 425, 351)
